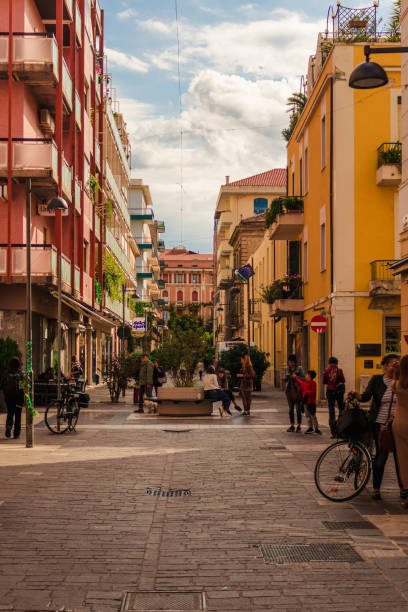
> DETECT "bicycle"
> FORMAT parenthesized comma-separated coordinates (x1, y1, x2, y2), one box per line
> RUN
(314, 399, 373, 502)
(45, 380, 88, 434)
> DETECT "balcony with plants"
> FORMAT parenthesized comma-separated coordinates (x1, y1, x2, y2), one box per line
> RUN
(266, 196, 304, 240)
(261, 274, 304, 316)
(376, 142, 402, 186)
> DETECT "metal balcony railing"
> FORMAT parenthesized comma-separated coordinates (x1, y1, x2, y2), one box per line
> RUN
(377, 143, 402, 169)
(371, 260, 398, 281)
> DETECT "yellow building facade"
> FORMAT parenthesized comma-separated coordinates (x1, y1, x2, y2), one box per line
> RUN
(245, 40, 402, 396)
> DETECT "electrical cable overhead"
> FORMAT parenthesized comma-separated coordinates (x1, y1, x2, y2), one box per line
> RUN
(174, 0, 184, 245)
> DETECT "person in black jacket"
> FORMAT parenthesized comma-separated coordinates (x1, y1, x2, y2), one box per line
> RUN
(1, 357, 24, 440)
(352, 354, 403, 500)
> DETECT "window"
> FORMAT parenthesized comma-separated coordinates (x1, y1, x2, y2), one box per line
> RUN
(320, 223, 326, 271)
(321, 115, 326, 169)
(163, 290, 168, 299)
(192, 290, 198, 302)
(304, 148, 309, 193)
(192, 274, 198, 284)
(177, 290, 183, 303)
(83, 241, 89, 273)
(303, 241, 308, 282)
(177, 274, 183, 283)
(254, 198, 268, 215)
(385, 317, 401, 353)
(299, 158, 303, 196)
(291, 171, 295, 195)
(163, 273, 168, 282)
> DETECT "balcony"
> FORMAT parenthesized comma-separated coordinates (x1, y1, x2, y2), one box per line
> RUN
(0, 139, 58, 189)
(94, 213, 101, 241)
(137, 241, 153, 251)
(105, 161, 131, 226)
(0, 34, 58, 86)
(95, 140, 101, 170)
(61, 253, 71, 292)
(62, 159, 73, 203)
(219, 210, 233, 230)
(106, 100, 130, 178)
(131, 208, 154, 222)
(268, 299, 304, 317)
(217, 267, 234, 289)
(83, 271, 93, 306)
(266, 197, 304, 240)
(217, 239, 233, 259)
(264, 276, 303, 317)
(104, 291, 123, 321)
(156, 220, 165, 233)
(62, 58, 73, 112)
(136, 267, 153, 279)
(75, 178, 81, 214)
(376, 143, 402, 187)
(157, 240, 165, 252)
(75, 91, 81, 129)
(75, 4, 82, 46)
(74, 265, 80, 298)
(105, 227, 133, 279)
(369, 260, 400, 297)
(0, 244, 57, 282)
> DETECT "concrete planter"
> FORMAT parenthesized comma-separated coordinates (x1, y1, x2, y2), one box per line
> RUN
(158, 387, 204, 401)
(157, 399, 213, 416)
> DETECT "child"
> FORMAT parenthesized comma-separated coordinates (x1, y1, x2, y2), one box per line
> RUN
(295, 370, 322, 435)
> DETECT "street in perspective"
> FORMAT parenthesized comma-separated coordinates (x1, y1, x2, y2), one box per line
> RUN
(1, 0, 408, 611)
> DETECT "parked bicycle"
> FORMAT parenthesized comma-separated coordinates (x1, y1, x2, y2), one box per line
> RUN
(45, 380, 89, 434)
(314, 398, 373, 502)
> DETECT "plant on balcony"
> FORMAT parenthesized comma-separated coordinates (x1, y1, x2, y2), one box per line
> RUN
(95, 278, 102, 304)
(378, 142, 402, 169)
(104, 199, 113, 220)
(265, 196, 304, 228)
(103, 252, 124, 301)
(134, 301, 152, 316)
(385, 0, 401, 42)
(260, 274, 302, 304)
(88, 173, 102, 204)
(320, 40, 333, 64)
(282, 92, 307, 142)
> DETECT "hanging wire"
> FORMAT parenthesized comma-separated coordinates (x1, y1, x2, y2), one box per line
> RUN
(174, 0, 184, 245)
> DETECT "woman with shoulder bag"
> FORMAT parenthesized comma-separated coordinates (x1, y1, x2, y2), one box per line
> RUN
(284, 354, 305, 432)
(237, 354, 255, 416)
(393, 355, 408, 508)
(351, 354, 403, 501)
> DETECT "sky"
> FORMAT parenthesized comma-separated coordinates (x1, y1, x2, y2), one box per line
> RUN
(101, 0, 395, 253)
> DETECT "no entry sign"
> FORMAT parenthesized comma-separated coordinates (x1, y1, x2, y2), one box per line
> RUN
(310, 315, 328, 334)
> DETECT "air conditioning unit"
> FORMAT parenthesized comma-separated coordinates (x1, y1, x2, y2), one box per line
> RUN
(39, 108, 55, 137)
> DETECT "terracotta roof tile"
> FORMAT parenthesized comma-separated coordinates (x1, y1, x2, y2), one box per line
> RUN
(226, 168, 287, 187)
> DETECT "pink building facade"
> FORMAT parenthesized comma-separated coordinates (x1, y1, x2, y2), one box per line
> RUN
(160, 247, 214, 321)
(0, 0, 137, 383)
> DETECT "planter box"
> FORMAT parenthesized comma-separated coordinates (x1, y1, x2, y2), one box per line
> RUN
(158, 387, 204, 401)
(157, 399, 213, 416)
(268, 299, 304, 316)
(376, 164, 401, 187)
(267, 211, 304, 241)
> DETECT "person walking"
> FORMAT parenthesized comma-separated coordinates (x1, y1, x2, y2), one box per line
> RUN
(323, 356, 346, 437)
(284, 354, 305, 432)
(351, 354, 402, 501)
(392, 355, 408, 508)
(153, 360, 165, 398)
(237, 354, 255, 416)
(202, 366, 231, 418)
(1, 357, 24, 440)
(135, 354, 154, 414)
(196, 360, 205, 381)
(295, 370, 322, 435)
(217, 368, 242, 412)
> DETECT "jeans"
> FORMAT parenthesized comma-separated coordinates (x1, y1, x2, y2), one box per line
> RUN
(6, 399, 22, 438)
(326, 389, 344, 435)
(204, 389, 231, 411)
(287, 395, 302, 425)
(305, 403, 318, 430)
(138, 384, 152, 410)
(373, 422, 402, 490)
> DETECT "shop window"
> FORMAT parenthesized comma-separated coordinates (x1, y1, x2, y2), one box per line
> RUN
(385, 317, 401, 354)
(254, 198, 268, 215)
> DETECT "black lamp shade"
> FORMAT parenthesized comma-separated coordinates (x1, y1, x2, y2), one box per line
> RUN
(349, 61, 388, 89)
(46, 196, 69, 212)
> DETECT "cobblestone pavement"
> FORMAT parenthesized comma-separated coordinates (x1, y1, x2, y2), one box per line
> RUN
(0, 386, 408, 611)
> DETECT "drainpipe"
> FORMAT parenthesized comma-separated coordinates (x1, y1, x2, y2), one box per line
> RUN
(7, 0, 13, 283)
(329, 76, 334, 354)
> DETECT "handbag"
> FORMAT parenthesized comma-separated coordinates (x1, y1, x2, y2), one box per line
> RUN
(379, 391, 395, 453)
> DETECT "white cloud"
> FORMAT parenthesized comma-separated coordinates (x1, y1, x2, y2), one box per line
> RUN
(136, 19, 175, 35)
(117, 8, 138, 19)
(105, 47, 149, 74)
(238, 3, 258, 11)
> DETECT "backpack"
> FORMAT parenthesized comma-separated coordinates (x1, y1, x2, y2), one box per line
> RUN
(2, 371, 24, 404)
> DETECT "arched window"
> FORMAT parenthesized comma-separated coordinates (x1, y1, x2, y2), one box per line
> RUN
(177, 290, 183, 302)
(192, 290, 198, 302)
(162, 290, 168, 298)
(254, 198, 268, 215)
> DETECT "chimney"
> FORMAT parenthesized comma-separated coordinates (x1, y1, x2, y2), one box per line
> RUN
(225, 175, 229, 185)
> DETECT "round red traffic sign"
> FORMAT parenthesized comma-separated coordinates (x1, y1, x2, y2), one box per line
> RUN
(310, 315, 328, 334)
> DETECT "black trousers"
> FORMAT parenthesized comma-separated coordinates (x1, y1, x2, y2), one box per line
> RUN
(6, 399, 22, 438)
(138, 384, 152, 410)
(373, 422, 402, 490)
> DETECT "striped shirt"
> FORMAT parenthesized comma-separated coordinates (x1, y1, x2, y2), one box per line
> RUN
(376, 376, 396, 424)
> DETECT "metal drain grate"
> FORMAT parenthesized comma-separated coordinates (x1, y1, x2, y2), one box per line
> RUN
(163, 429, 191, 433)
(260, 445, 286, 450)
(323, 521, 377, 530)
(258, 543, 364, 564)
(146, 487, 190, 498)
(120, 591, 205, 611)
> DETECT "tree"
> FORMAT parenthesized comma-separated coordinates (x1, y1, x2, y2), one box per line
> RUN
(218, 343, 270, 389)
(386, 0, 401, 42)
(282, 92, 307, 142)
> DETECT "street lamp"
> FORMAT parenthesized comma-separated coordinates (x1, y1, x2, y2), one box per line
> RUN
(349, 44, 408, 89)
(47, 195, 68, 401)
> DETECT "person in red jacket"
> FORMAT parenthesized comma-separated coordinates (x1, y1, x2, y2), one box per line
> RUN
(295, 370, 322, 435)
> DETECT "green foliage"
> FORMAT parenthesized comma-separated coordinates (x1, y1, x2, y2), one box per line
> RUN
(265, 196, 304, 228)
(379, 142, 402, 168)
(386, 0, 401, 41)
(0, 337, 22, 378)
(218, 344, 270, 389)
(105, 200, 113, 221)
(95, 278, 102, 304)
(321, 40, 333, 64)
(282, 92, 307, 142)
(260, 275, 303, 304)
(127, 295, 137, 315)
(88, 174, 102, 204)
(134, 301, 152, 317)
(103, 252, 124, 300)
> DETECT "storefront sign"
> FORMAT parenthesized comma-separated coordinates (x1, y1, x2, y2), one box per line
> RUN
(132, 317, 146, 332)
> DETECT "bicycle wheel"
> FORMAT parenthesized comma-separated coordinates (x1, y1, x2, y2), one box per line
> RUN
(314, 440, 371, 502)
(68, 398, 80, 431)
(45, 400, 70, 434)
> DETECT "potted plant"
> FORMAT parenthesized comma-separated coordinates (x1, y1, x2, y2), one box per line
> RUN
(265, 196, 304, 228)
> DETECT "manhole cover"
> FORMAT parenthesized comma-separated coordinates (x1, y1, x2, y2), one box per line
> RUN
(260, 445, 286, 450)
(120, 591, 205, 611)
(146, 487, 190, 498)
(163, 429, 191, 433)
(323, 521, 377, 530)
(258, 543, 363, 564)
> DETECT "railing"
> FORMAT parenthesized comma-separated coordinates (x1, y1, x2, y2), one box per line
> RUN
(156, 220, 165, 232)
(75, 178, 81, 213)
(62, 159, 73, 200)
(130, 208, 154, 220)
(105, 161, 130, 225)
(62, 58, 73, 109)
(104, 291, 123, 319)
(94, 213, 101, 241)
(75, 91, 81, 129)
(377, 142, 402, 169)
(75, 3, 82, 45)
(137, 241, 153, 250)
(0, 244, 57, 277)
(95, 139, 101, 169)
(0, 34, 58, 80)
(74, 265, 80, 293)
(105, 226, 132, 277)
(61, 253, 71, 289)
(0, 138, 58, 178)
(105, 100, 130, 178)
(157, 240, 165, 251)
(371, 260, 398, 281)
(83, 271, 93, 305)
